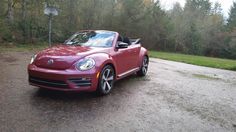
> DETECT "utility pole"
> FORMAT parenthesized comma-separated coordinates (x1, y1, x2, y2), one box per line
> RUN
(44, 5, 58, 47)
(48, 14, 52, 47)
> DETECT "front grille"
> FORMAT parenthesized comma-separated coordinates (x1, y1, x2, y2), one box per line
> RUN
(68, 78, 92, 87)
(29, 76, 68, 88)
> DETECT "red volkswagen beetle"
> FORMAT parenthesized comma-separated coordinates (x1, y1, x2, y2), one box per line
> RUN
(28, 30, 149, 95)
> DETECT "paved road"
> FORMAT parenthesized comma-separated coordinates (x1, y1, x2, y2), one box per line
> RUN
(1, 51, 236, 132)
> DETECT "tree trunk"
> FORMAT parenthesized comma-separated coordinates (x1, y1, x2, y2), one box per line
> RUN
(21, 0, 27, 43)
(7, 0, 14, 23)
(68, 0, 76, 32)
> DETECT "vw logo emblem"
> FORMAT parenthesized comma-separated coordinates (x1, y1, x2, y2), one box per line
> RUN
(47, 59, 54, 65)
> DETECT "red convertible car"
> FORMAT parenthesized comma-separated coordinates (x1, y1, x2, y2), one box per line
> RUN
(28, 30, 149, 95)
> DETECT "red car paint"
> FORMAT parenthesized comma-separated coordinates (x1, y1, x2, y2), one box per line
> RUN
(28, 30, 148, 92)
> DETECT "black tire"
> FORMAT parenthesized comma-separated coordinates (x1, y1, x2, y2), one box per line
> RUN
(97, 65, 115, 95)
(137, 56, 149, 76)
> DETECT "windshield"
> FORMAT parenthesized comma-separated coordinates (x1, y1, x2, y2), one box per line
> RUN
(65, 31, 115, 48)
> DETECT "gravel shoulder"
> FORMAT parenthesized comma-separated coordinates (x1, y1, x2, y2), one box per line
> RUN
(0, 51, 236, 132)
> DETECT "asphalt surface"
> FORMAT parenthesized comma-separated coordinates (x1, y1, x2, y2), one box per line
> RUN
(1, 51, 236, 132)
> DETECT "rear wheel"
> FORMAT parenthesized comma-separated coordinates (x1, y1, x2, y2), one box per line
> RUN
(97, 65, 115, 95)
(137, 56, 149, 76)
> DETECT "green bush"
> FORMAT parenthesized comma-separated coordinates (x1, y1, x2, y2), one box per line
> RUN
(0, 19, 13, 42)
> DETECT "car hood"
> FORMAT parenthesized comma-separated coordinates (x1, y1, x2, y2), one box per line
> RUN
(34, 44, 108, 70)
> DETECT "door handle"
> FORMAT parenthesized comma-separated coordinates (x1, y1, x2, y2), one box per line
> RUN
(128, 50, 132, 52)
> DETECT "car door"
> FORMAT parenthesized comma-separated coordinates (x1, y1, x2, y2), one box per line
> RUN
(127, 44, 141, 69)
(112, 45, 131, 76)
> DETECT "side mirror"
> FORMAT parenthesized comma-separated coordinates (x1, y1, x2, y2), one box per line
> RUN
(116, 42, 128, 49)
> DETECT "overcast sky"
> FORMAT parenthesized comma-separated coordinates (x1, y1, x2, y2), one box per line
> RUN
(159, 0, 235, 18)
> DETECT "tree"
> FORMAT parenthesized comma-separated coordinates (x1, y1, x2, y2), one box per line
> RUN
(226, 2, 236, 59)
(168, 2, 185, 52)
(227, 2, 236, 30)
(184, 0, 211, 18)
(211, 2, 222, 15)
(7, 0, 14, 23)
(0, 0, 235, 59)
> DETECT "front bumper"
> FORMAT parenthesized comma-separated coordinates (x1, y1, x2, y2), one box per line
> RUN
(28, 64, 99, 92)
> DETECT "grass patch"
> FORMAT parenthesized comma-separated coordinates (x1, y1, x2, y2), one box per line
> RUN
(150, 51, 236, 71)
(0, 43, 48, 52)
(1, 45, 236, 71)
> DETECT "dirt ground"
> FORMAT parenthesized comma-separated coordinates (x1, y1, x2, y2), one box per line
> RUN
(0, 51, 236, 132)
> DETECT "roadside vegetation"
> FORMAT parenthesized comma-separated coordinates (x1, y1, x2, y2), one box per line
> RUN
(1, 43, 236, 71)
(150, 51, 236, 71)
(0, 43, 48, 52)
(1, 0, 236, 60)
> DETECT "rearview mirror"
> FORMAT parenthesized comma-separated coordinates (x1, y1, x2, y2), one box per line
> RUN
(117, 42, 128, 49)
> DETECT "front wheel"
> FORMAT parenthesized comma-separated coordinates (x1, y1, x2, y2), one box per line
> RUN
(137, 56, 149, 76)
(97, 65, 115, 95)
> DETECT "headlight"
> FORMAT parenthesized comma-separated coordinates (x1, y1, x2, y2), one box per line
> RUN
(76, 58, 95, 71)
(30, 54, 37, 64)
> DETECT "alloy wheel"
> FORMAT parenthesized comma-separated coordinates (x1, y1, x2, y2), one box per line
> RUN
(98, 66, 115, 95)
(142, 57, 148, 74)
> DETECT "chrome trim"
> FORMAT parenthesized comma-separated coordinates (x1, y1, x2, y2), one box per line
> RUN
(118, 67, 140, 78)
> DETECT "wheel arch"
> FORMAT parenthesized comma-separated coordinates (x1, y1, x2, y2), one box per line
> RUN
(138, 47, 149, 67)
(104, 63, 116, 79)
